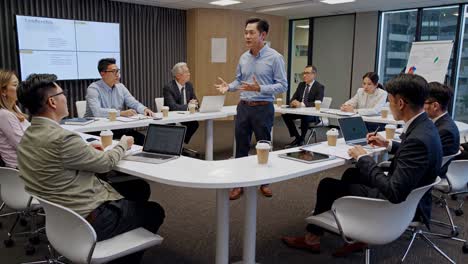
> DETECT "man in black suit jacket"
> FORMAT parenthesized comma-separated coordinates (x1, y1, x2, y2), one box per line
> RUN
(282, 65, 325, 147)
(424, 82, 460, 177)
(282, 74, 442, 256)
(163, 62, 199, 144)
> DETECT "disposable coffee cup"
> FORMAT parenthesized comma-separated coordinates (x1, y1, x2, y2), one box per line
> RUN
(161, 106, 169, 117)
(108, 109, 117, 121)
(276, 98, 283, 108)
(100, 130, 113, 149)
(256, 140, 271, 165)
(381, 107, 389, 119)
(315, 100, 322, 111)
(385, 124, 396, 139)
(188, 103, 196, 114)
(326, 128, 339, 146)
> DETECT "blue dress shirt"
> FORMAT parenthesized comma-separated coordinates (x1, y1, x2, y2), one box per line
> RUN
(228, 44, 288, 102)
(85, 80, 146, 117)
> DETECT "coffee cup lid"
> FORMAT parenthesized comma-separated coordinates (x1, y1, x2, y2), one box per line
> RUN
(162, 106, 169, 110)
(108, 109, 117, 113)
(326, 128, 339, 136)
(385, 124, 396, 129)
(100, 130, 113, 136)
(315, 100, 321, 103)
(256, 142, 270, 149)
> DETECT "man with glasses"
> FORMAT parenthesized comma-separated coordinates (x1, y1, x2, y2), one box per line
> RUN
(282, 65, 324, 148)
(85, 58, 153, 145)
(423, 82, 460, 176)
(17, 74, 165, 264)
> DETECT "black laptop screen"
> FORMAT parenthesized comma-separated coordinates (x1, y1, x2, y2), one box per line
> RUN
(143, 124, 186, 155)
(338, 117, 368, 142)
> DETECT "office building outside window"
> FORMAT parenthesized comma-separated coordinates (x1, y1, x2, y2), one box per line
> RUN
(454, 5, 468, 123)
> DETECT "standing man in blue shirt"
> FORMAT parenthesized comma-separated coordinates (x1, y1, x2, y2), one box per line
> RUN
(85, 58, 154, 145)
(215, 18, 288, 200)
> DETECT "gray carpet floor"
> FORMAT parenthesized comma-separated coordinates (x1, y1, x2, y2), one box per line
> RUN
(1, 117, 467, 263)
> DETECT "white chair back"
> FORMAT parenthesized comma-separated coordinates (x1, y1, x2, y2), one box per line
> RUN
(331, 177, 441, 245)
(34, 196, 96, 264)
(155, 97, 164, 113)
(445, 160, 468, 192)
(0, 167, 33, 210)
(76, 101, 87, 118)
(321, 97, 332, 126)
(441, 150, 461, 168)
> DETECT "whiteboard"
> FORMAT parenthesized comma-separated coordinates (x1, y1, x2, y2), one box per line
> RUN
(405, 40, 453, 83)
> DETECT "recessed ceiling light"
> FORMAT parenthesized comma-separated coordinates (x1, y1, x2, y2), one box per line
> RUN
(321, 0, 356, 4)
(296, 25, 310, 29)
(210, 0, 242, 6)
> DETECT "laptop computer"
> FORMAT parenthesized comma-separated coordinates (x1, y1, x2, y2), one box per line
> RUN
(124, 124, 186, 164)
(199, 95, 225, 113)
(338, 116, 370, 147)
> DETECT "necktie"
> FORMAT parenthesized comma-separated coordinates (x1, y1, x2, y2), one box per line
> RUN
(302, 84, 310, 102)
(181, 87, 186, 105)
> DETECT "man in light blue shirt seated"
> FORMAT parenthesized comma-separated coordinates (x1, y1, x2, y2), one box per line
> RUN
(85, 58, 154, 145)
(215, 17, 288, 200)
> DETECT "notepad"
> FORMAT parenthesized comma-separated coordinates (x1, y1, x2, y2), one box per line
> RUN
(62, 118, 95, 125)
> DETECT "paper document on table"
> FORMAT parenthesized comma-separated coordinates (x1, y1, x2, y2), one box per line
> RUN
(104, 142, 143, 156)
(301, 142, 352, 160)
(116, 114, 150, 122)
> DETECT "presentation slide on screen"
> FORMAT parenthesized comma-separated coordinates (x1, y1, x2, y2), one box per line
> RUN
(16, 16, 120, 81)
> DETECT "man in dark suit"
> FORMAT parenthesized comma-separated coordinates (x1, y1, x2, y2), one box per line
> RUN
(282, 74, 442, 256)
(163, 62, 199, 144)
(424, 82, 460, 177)
(282, 65, 324, 147)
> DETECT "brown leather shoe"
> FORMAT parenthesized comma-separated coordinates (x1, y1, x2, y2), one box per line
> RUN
(259, 185, 273, 197)
(229, 187, 243, 200)
(281, 236, 320, 254)
(332, 242, 367, 257)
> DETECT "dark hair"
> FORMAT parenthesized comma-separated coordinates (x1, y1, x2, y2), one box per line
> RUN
(428, 82, 453, 111)
(98, 58, 116, 73)
(245, 17, 269, 34)
(306, 65, 318, 73)
(385, 74, 429, 111)
(17, 73, 58, 115)
(363, 72, 384, 89)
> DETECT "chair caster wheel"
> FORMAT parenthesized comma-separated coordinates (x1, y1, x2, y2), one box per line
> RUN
(4, 238, 14, 247)
(29, 236, 40, 245)
(451, 228, 459, 237)
(0, 222, 2, 229)
(455, 209, 464, 216)
(450, 194, 457, 201)
(20, 218, 28, 226)
(25, 244, 35, 255)
(462, 243, 468, 254)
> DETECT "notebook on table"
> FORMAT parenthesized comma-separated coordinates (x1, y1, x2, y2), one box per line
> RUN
(338, 116, 372, 148)
(61, 118, 95, 125)
(124, 124, 186, 164)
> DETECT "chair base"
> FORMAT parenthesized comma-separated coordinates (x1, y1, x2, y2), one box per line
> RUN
(402, 227, 457, 263)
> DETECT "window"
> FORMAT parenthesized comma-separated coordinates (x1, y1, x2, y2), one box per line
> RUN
(289, 19, 310, 101)
(454, 5, 468, 123)
(378, 10, 417, 84)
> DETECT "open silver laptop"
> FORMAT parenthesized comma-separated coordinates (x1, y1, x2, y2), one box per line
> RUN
(338, 116, 370, 147)
(199, 95, 225, 113)
(124, 124, 186, 164)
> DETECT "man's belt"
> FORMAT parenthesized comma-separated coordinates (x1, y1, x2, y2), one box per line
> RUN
(240, 100, 271, 107)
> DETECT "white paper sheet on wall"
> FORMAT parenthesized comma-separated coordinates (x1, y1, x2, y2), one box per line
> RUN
(211, 38, 227, 63)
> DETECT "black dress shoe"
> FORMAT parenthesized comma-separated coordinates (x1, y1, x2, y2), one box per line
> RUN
(285, 138, 303, 148)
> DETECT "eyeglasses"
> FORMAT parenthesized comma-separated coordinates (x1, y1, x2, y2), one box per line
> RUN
(302, 71, 315, 75)
(48, 90, 67, 99)
(104, 69, 120, 75)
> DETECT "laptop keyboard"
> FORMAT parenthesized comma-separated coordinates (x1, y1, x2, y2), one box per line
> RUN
(134, 152, 171, 160)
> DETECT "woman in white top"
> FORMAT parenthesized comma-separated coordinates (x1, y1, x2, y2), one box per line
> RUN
(341, 72, 387, 116)
(0, 70, 30, 168)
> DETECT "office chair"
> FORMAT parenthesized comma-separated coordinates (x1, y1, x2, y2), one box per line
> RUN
(304, 97, 332, 144)
(0, 167, 44, 255)
(26, 196, 164, 264)
(306, 177, 441, 264)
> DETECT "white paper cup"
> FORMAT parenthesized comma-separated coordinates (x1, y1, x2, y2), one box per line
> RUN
(100, 130, 113, 148)
(315, 100, 322, 111)
(381, 107, 389, 119)
(108, 109, 117, 121)
(326, 128, 339, 146)
(256, 141, 271, 165)
(188, 103, 196, 114)
(162, 106, 169, 117)
(385, 124, 396, 139)
(276, 98, 283, 107)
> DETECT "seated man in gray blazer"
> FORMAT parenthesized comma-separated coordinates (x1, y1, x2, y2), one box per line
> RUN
(282, 74, 442, 257)
(17, 74, 165, 264)
(163, 62, 199, 144)
(424, 82, 460, 177)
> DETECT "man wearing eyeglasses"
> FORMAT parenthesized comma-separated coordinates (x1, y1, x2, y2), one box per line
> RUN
(85, 58, 154, 145)
(282, 65, 324, 148)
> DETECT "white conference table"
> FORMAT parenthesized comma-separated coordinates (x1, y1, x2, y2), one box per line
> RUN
(116, 146, 347, 264)
(62, 111, 229, 160)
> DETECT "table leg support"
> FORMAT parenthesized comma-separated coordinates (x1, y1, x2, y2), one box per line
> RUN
(216, 189, 230, 264)
(205, 119, 214, 161)
(243, 186, 257, 264)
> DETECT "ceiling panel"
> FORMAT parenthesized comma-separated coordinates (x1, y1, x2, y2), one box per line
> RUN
(112, 0, 466, 18)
